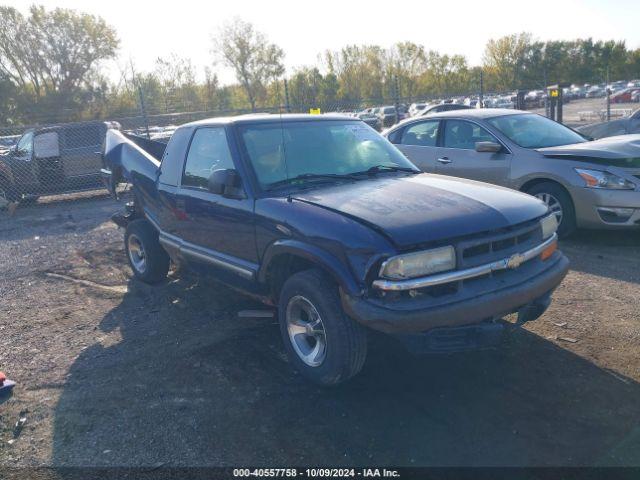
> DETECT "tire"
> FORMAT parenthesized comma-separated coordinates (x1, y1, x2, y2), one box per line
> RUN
(124, 219, 170, 284)
(278, 269, 367, 386)
(527, 182, 577, 238)
(0, 176, 17, 209)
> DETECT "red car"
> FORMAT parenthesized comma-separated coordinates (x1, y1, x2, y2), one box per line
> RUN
(611, 88, 640, 104)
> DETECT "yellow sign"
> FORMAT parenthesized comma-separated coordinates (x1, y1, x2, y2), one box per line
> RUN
(309, 108, 321, 115)
(550, 89, 559, 98)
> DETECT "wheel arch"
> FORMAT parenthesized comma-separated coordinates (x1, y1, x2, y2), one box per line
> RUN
(258, 240, 361, 300)
(520, 176, 572, 198)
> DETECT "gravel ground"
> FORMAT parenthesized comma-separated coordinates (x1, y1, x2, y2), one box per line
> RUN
(1, 193, 639, 467)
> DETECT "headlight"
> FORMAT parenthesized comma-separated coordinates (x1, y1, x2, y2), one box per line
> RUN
(575, 168, 635, 190)
(380, 246, 456, 280)
(540, 214, 558, 239)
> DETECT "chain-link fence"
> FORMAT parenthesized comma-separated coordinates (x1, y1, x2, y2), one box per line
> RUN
(1, 84, 638, 211)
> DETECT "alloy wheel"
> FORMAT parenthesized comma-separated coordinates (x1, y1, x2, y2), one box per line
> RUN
(286, 295, 327, 367)
(535, 192, 564, 226)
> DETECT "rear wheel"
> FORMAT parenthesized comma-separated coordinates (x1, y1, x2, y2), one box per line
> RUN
(124, 219, 170, 284)
(527, 182, 576, 238)
(278, 269, 367, 386)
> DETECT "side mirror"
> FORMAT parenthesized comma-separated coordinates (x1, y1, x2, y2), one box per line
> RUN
(208, 168, 243, 198)
(475, 141, 502, 153)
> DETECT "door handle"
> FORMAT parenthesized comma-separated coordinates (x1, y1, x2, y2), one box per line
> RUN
(437, 157, 452, 164)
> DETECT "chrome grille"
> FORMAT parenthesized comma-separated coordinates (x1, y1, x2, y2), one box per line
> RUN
(456, 220, 542, 270)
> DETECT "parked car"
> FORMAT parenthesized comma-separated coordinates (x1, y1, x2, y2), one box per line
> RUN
(0, 121, 117, 205)
(384, 109, 640, 237)
(0, 135, 19, 156)
(408, 102, 427, 116)
(525, 90, 546, 107)
(610, 88, 640, 104)
(101, 113, 568, 385)
(586, 86, 606, 98)
(577, 108, 640, 139)
(377, 106, 399, 128)
(570, 85, 586, 98)
(355, 110, 381, 130)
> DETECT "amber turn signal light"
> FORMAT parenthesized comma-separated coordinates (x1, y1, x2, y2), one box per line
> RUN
(540, 240, 557, 261)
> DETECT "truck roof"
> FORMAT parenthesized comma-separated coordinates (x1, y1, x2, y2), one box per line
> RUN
(182, 113, 359, 128)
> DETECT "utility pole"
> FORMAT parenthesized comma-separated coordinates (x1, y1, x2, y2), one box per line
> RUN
(130, 59, 150, 139)
(283, 78, 291, 113)
(479, 69, 484, 108)
(606, 66, 611, 122)
(394, 75, 400, 124)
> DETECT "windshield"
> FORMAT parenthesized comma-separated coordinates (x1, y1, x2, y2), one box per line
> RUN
(239, 120, 417, 189)
(487, 113, 587, 149)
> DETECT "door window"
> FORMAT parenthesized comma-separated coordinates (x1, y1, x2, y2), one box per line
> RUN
(400, 121, 440, 147)
(182, 128, 234, 189)
(443, 120, 497, 150)
(34, 132, 60, 159)
(16, 132, 34, 156)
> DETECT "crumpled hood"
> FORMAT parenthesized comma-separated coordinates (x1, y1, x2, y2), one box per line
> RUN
(538, 135, 640, 165)
(293, 174, 547, 249)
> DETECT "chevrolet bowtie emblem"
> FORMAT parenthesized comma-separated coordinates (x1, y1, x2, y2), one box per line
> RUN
(506, 253, 526, 269)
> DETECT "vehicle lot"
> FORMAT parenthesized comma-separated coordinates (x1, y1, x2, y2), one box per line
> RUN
(531, 97, 638, 126)
(1, 194, 640, 467)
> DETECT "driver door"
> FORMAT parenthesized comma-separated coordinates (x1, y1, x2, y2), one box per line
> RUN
(10, 131, 38, 190)
(174, 126, 258, 284)
(435, 119, 511, 186)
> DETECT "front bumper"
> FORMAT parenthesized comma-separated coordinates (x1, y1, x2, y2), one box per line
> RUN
(341, 253, 569, 334)
(570, 185, 640, 229)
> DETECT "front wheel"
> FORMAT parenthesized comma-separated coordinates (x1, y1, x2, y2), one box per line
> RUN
(0, 177, 17, 210)
(527, 182, 576, 238)
(124, 219, 170, 284)
(278, 269, 368, 386)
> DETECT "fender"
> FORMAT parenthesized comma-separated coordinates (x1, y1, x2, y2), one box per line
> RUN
(258, 239, 363, 296)
(102, 129, 162, 199)
(516, 172, 576, 191)
(0, 158, 14, 184)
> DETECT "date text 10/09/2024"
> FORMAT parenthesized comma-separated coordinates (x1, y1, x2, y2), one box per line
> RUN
(233, 468, 401, 478)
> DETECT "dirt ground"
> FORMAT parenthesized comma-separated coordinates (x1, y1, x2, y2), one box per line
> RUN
(1, 192, 639, 467)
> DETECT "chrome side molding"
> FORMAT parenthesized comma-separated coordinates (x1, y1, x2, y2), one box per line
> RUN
(145, 213, 257, 280)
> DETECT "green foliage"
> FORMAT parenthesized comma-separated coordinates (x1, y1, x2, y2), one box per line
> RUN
(0, 4, 118, 123)
(213, 18, 285, 111)
(1, 5, 639, 127)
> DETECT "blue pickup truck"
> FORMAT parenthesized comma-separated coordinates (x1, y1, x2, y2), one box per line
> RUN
(102, 114, 569, 385)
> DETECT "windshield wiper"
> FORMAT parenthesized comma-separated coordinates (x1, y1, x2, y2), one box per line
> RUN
(265, 172, 359, 190)
(353, 164, 419, 176)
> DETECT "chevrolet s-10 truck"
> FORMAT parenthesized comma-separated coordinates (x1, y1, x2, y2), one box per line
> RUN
(101, 114, 569, 385)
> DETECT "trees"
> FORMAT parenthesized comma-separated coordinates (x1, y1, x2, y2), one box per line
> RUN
(213, 18, 284, 111)
(483, 33, 535, 91)
(1, 5, 640, 127)
(0, 5, 118, 113)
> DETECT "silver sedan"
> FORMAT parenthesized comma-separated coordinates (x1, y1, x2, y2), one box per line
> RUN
(384, 109, 640, 237)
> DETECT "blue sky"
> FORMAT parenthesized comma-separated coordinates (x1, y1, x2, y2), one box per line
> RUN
(8, 0, 640, 84)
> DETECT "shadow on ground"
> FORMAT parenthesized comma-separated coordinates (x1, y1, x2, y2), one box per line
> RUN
(51, 273, 640, 467)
